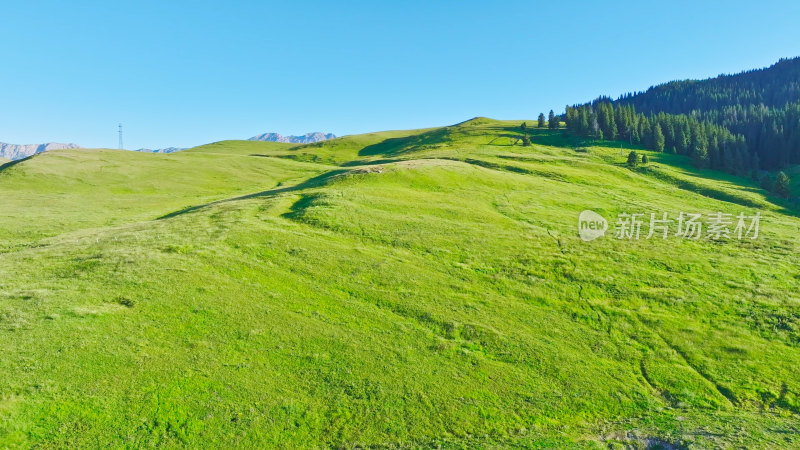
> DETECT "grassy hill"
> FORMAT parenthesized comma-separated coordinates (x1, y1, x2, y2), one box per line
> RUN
(1, 119, 800, 447)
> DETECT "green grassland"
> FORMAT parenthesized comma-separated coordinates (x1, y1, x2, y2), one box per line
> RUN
(1, 119, 800, 447)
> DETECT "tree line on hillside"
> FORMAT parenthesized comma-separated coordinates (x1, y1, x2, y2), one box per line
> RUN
(562, 101, 793, 198)
(564, 102, 748, 173)
(610, 57, 800, 172)
(612, 96, 800, 174)
(530, 111, 559, 129)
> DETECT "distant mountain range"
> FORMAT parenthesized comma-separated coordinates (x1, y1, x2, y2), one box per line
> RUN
(248, 132, 336, 144)
(0, 131, 336, 161)
(0, 142, 80, 160)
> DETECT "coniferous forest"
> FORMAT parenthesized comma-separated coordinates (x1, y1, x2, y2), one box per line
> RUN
(564, 57, 800, 178)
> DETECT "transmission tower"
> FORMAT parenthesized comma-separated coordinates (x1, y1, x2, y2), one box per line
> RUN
(118, 123, 123, 150)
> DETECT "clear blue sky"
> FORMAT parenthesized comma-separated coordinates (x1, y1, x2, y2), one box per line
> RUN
(2, 0, 799, 149)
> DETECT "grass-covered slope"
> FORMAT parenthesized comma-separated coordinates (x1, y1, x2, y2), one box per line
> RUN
(1, 119, 800, 447)
(0, 144, 330, 244)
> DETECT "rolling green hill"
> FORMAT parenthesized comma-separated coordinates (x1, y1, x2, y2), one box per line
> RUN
(1, 119, 800, 447)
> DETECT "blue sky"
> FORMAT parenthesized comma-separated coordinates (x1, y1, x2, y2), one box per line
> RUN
(2, 0, 799, 149)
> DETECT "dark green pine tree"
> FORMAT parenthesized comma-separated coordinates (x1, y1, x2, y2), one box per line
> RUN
(653, 123, 665, 152)
(627, 150, 639, 167)
(588, 110, 598, 137)
(579, 108, 590, 136)
(661, 118, 675, 151)
(631, 119, 641, 145)
(676, 122, 690, 155)
(548, 110, 558, 129)
(615, 105, 630, 140)
(565, 106, 578, 132)
(598, 103, 617, 140)
(538, 113, 546, 128)
(775, 171, 791, 198)
(520, 122, 527, 132)
(690, 124, 709, 168)
(639, 119, 652, 149)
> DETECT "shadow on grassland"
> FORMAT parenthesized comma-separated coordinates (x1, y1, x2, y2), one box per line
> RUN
(358, 127, 452, 157)
(157, 169, 349, 220)
(0, 155, 34, 174)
